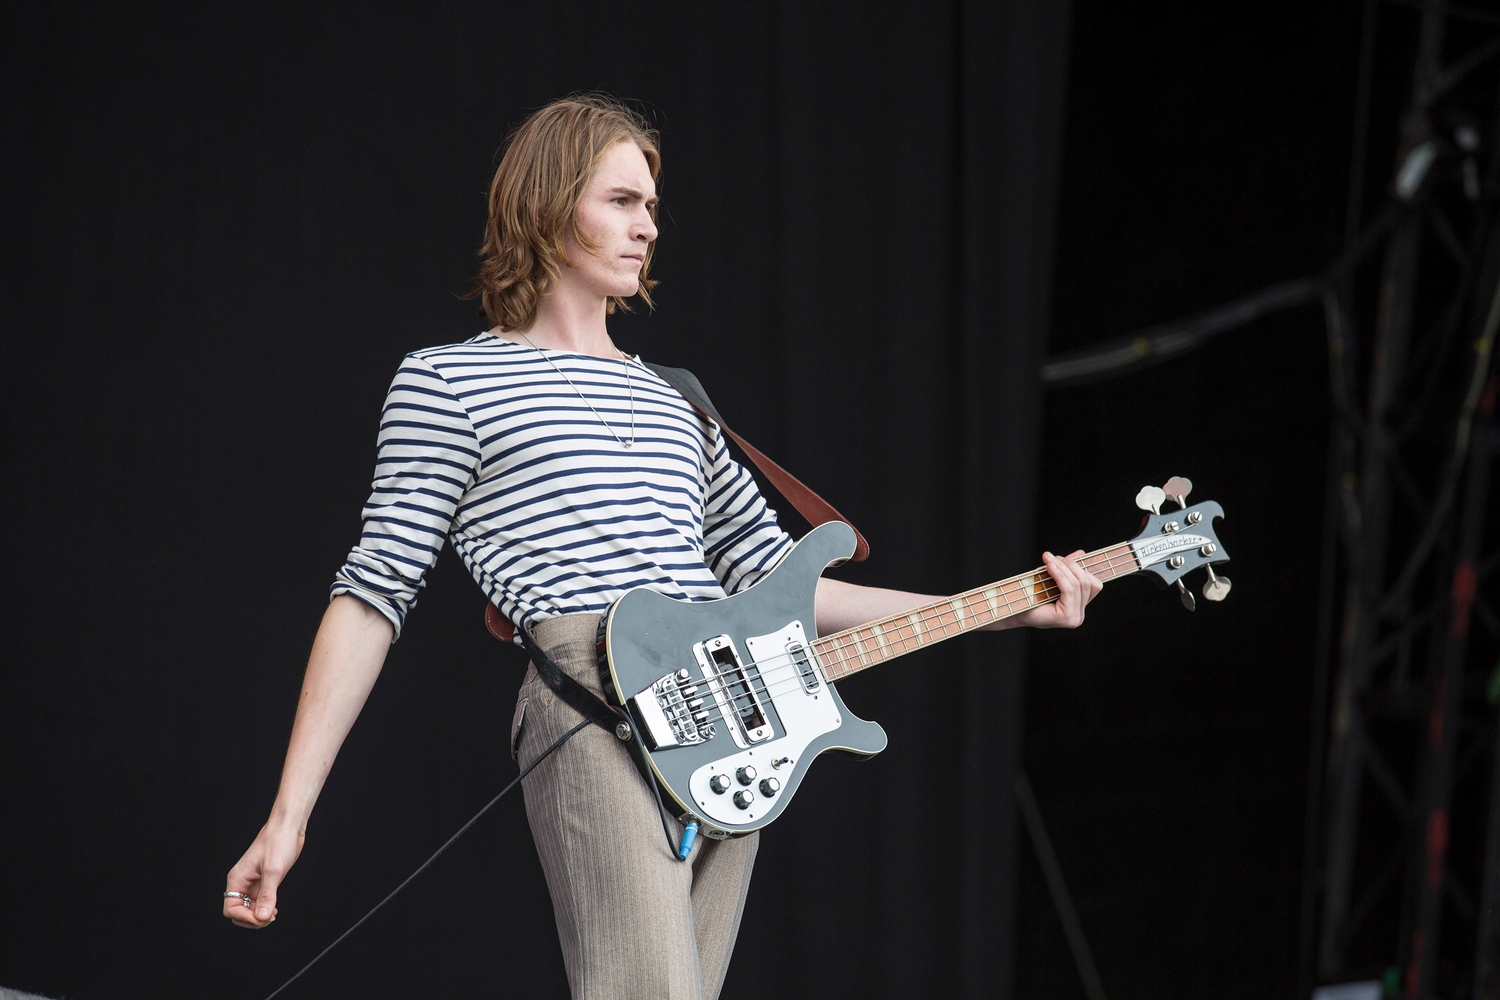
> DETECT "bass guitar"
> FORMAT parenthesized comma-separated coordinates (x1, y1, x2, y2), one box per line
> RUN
(596, 476, 1230, 838)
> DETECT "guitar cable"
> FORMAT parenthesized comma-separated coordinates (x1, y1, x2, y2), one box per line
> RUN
(259, 717, 590, 1000)
(259, 624, 716, 999)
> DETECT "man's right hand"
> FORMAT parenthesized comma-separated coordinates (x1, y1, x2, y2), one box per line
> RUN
(220, 596, 392, 929)
(224, 820, 304, 928)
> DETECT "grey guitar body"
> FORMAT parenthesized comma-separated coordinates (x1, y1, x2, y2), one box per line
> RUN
(596, 484, 1232, 839)
(599, 520, 888, 838)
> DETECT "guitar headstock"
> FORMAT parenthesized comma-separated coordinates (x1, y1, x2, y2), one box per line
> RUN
(1130, 476, 1231, 610)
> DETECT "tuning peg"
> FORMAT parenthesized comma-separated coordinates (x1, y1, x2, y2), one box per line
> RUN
(1202, 565, 1232, 602)
(1175, 579, 1196, 611)
(1136, 485, 1166, 515)
(1162, 476, 1193, 510)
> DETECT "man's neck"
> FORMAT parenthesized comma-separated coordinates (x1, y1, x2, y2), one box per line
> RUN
(509, 285, 620, 359)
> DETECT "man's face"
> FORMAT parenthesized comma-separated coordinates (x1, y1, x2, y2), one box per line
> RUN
(562, 140, 659, 300)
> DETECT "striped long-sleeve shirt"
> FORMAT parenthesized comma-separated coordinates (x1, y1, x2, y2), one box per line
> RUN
(330, 334, 794, 640)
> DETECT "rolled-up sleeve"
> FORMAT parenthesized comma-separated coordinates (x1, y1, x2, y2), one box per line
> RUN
(330, 355, 479, 638)
(701, 424, 793, 594)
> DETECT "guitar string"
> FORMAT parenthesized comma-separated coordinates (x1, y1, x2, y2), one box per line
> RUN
(644, 536, 1200, 760)
(797, 546, 1134, 688)
(694, 546, 1136, 709)
(681, 569, 1077, 737)
(817, 547, 1138, 681)
(686, 578, 1092, 738)
(640, 526, 1190, 722)
(688, 543, 1139, 712)
(671, 547, 1140, 732)
(752, 545, 1144, 706)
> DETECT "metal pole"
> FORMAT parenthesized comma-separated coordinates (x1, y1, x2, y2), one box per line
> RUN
(1408, 240, 1500, 996)
(1014, 771, 1109, 1000)
(1301, 419, 1353, 997)
(1319, 0, 1448, 976)
(1477, 695, 1500, 1000)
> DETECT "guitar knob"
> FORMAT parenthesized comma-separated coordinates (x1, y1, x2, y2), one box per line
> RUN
(1162, 476, 1192, 509)
(1202, 564, 1232, 602)
(709, 774, 731, 794)
(1176, 579, 1196, 611)
(1135, 485, 1166, 515)
(733, 790, 754, 810)
(759, 777, 780, 797)
(736, 765, 757, 786)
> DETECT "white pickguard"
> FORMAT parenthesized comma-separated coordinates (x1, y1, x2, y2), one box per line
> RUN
(686, 620, 842, 826)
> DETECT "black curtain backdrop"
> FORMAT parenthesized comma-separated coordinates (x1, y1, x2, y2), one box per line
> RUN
(1022, 5, 1364, 998)
(0, 4, 1071, 999)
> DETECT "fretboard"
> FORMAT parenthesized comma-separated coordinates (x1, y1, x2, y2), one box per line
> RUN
(810, 543, 1139, 682)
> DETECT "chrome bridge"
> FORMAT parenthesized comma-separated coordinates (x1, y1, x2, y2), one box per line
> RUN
(628, 669, 716, 750)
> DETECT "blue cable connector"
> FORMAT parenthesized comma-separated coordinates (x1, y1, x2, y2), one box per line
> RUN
(676, 820, 699, 861)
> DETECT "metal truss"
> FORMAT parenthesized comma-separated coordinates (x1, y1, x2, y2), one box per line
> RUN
(1304, 2, 1500, 997)
(1039, 2, 1500, 995)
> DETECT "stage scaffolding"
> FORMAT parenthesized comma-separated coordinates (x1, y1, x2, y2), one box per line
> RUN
(1041, 1, 1500, 995)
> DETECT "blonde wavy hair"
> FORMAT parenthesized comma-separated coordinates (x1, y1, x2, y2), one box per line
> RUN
(469, 94, 661, 331)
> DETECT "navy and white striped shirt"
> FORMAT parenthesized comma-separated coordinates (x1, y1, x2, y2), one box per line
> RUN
(331, 334, 794, 640)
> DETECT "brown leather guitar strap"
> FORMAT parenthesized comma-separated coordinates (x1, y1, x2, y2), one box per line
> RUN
(483, 362, 868, 645)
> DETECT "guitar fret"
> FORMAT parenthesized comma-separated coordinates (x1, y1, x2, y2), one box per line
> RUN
(826, 641, 842, 678)
(846, 632, 863, 667)
(852, 631, 871, 668)
(810, 541, 1145, 681)
(831, 640, 852, 679)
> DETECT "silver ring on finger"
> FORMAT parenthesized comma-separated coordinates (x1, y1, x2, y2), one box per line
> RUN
(223, 891, 253, 907)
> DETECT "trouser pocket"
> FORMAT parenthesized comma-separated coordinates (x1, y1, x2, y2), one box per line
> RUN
(510, 697, 528, 761)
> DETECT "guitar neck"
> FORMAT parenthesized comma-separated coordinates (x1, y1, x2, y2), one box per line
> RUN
(811, 542, 1140, 682)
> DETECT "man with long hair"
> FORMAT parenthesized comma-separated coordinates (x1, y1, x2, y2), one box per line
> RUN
(222, 93, 1101, 999)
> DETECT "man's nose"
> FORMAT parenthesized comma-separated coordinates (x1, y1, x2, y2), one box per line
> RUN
(636, 212, 658, 243)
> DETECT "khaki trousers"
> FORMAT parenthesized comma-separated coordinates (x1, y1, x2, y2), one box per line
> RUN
(512, 613, 759, 1000)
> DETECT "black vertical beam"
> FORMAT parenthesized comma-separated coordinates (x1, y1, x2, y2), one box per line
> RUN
(1014, 771, 1109, 1000)
(1320, 0, 1448, 976)
(1409, 367, 1497, 998)
(1407, 165, 1500, 987)
(1478, 691, 1500, 1000)
(1302, 419, 1353, 996)
(1303, 0, 1379, 980)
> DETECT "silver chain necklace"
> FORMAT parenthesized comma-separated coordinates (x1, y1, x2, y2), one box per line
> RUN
(519, 332, 636, 449)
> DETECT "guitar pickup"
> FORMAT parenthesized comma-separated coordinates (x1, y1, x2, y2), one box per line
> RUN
(693, 634, 772, 749)
(628, 670, 716, 750)
(787, 641, 820, 692)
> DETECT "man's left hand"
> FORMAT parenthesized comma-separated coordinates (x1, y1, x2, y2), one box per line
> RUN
(1007, 549, 1102, 630)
